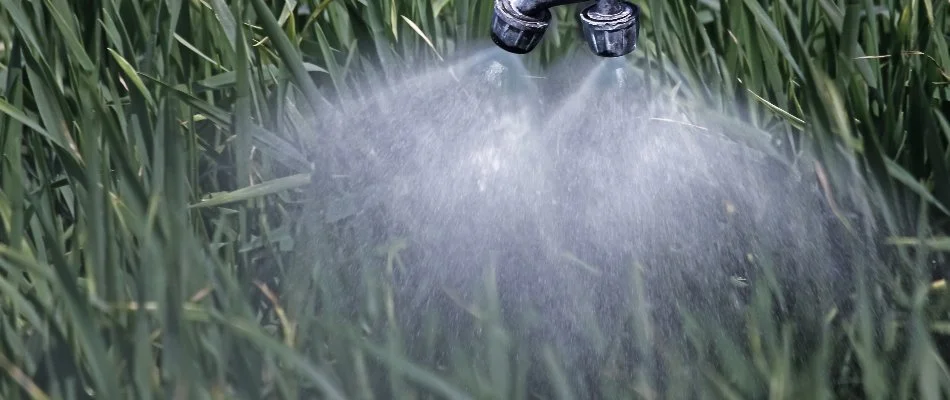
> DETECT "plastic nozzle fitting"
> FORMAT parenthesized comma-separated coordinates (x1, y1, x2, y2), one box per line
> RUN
(578, 1, 640, 57)
(490, 0, 552, 54)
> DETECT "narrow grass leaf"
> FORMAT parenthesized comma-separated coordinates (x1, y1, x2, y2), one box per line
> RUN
(363, 339, 475, 400)
(108, 49, 156, 106)
(401, 15, 443, 61)
(190, 173, 311, 208)
(209, 312, 347, 400)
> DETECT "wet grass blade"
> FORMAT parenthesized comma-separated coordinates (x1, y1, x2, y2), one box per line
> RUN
(190, 173, 311, 209)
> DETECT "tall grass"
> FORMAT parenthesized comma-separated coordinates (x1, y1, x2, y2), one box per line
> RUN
(0, 0, 948, 398)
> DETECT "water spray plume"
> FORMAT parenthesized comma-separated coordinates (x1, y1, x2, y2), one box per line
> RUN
(491, 0, 641, 57)
(299, 48, 883, 398)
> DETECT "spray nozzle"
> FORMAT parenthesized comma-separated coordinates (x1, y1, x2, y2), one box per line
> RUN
(490, 0, 640, 57)
(578, 1, 640, 57)
(490, 0, 552, 54)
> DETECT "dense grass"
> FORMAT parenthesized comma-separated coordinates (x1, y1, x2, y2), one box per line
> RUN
(0, 0, 948, 398)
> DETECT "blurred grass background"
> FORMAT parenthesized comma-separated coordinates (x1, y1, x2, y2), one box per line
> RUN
(0, 0, 948, 398)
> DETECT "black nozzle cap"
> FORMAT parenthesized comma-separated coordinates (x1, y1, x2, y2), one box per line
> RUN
(490, 0, 552, 54)
(578, 1, 640, 57)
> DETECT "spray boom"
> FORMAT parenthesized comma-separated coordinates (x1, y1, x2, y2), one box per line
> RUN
(490, 0, 640, 57)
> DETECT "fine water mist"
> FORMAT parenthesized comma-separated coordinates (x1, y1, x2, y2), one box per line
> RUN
(296, 46, 881, 398)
